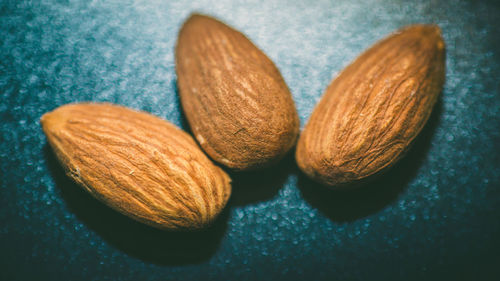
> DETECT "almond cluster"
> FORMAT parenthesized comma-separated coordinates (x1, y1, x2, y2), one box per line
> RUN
(42, 14, 445, 230)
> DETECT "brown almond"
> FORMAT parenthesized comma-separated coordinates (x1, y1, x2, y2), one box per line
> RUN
(175, 14, 300, 170)
(41, 103, 231, 230)
(296, 25, 446, 188)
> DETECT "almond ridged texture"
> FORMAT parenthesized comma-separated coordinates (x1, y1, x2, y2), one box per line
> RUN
(175, 14, 300, 170)
(41, 103, 231, 230)
(296, 25, 446, 188)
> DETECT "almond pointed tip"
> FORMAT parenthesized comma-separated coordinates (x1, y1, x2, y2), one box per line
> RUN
(187, 12, 206, 19)
(40, 112, 49, 126)
(40, 111, 61, 133)
(184, 13, 213, 24)
(418, 24, 445, 50)
(40, 104, 77, 133)
(406, 24, 443, 37)
(423, 24, 442, 38)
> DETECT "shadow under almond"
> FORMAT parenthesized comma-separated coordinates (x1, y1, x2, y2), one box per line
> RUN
(44, 144, 229, 266)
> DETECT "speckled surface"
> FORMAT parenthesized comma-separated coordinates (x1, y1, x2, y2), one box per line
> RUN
(1, 0, 500, 280)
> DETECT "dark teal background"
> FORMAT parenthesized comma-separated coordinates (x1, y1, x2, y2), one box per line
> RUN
(1, 0, 499, 280)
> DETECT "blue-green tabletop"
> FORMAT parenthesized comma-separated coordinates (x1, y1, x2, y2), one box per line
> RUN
(1, 0, 499, 280)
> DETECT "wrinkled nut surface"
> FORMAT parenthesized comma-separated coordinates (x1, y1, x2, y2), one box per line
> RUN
(41, 103, 231, 230)
(175, 14, 300, 170)
(296, 25, 446, 188)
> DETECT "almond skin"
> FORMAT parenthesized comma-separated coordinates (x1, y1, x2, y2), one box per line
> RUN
(296, 25, 445, 188)
(41, 103, 231, 230)
(175, 14, 300, 170)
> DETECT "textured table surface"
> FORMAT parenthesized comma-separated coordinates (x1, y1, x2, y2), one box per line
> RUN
(1, 0, 500, 280)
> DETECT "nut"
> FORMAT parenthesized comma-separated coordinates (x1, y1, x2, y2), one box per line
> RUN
(296, 25, 446, 188)
(41, 103, 231, 230)
(175, 14, 300, 170)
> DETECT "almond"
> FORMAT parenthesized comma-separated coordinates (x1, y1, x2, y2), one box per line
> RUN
(41, 103, 231, 230)
(296, 25, 445, 188)
(175, 14, 300, 170)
